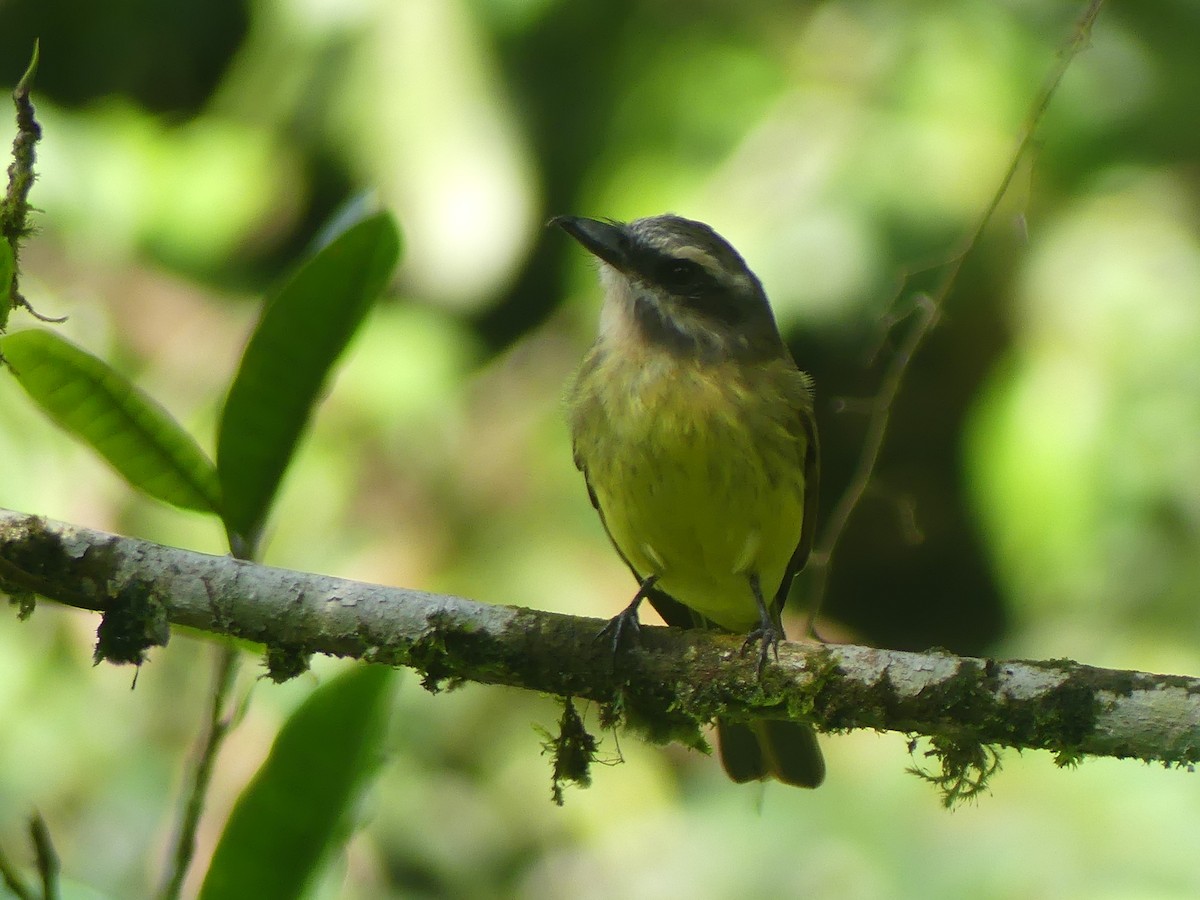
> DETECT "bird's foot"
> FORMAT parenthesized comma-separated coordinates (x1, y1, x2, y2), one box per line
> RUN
(595, 574, 659, 660)
(743, 573, 783, 679)
(596, 601, 642, 656)
(740, 624, 781, 680)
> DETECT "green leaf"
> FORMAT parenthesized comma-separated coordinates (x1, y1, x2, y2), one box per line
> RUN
(1, 330, 221, 513)
(217, 210, 400, 553)
(199, 665, 396, 900)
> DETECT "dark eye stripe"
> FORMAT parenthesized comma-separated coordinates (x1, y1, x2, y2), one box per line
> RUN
(654, 255, 714, 295)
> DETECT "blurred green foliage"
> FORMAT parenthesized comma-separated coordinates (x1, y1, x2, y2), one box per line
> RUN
(3, 0, 1200, 897)
(200, 665, 397, 899)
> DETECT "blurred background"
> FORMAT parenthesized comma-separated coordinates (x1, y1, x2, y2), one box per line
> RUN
(2, 0, 1200, 896)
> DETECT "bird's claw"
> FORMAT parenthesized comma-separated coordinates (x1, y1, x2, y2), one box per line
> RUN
(596, 603, 642, 659)
(740, 625, 781, 680)
(596, 575, 658, 662)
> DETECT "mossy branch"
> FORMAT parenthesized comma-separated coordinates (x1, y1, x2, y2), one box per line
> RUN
(2, 507, 1198, 797)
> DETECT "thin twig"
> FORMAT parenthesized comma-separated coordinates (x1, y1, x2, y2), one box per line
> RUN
(157, 643, 241, 900)
(806, 0, 1106, 624)
(806, 295, 937, 627)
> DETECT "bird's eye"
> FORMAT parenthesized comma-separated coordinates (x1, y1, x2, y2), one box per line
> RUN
(659, 258, 705, 292)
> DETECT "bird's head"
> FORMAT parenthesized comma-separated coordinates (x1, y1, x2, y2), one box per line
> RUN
(553, 214, 785, 362)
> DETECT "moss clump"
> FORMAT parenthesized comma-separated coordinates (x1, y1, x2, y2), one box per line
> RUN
(1, 516, 70, 592)
(910, 733, 1002, 807)
(93, 578, 169, 666)
(408, 611, 516, 693)
(264, 644, 312, 683)
(542, 698, 599, 806)
(1000, 666, 1099, 762)
(598, 694, 624, 732)
(408, 620, 454, 693)
(920, 659, 998, 726)
(792, 643, 849, 729)
(812, 659, 902, 733)
(7, 590, 36, 620)
(1035, 679, 1099, 747)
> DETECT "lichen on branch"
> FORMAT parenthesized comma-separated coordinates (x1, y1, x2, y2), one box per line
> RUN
(1, 507, 1198, 804)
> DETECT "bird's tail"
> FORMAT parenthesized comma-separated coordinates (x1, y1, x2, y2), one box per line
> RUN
(716, 718, 825, 788)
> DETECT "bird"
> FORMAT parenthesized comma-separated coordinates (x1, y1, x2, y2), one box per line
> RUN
(555, 213, 824, 788)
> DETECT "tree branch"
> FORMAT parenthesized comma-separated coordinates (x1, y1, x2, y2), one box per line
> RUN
(2, 507, 1198, 788)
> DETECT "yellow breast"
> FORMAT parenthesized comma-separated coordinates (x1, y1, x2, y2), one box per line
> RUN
(569, 346, 810, 632)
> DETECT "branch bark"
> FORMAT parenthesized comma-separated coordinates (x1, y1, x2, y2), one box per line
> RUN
(2, 507, 1198, 788)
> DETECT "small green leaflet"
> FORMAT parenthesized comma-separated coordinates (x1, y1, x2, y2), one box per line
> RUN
(2, 329, 221, 513)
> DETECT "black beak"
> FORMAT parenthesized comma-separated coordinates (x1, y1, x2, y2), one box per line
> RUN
(550, 216, 631, 271)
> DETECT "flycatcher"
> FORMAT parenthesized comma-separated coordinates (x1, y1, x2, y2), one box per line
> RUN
(556, 213, 824, 788)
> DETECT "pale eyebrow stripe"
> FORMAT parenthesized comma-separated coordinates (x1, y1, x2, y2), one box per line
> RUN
(667, 244, 723, 277)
